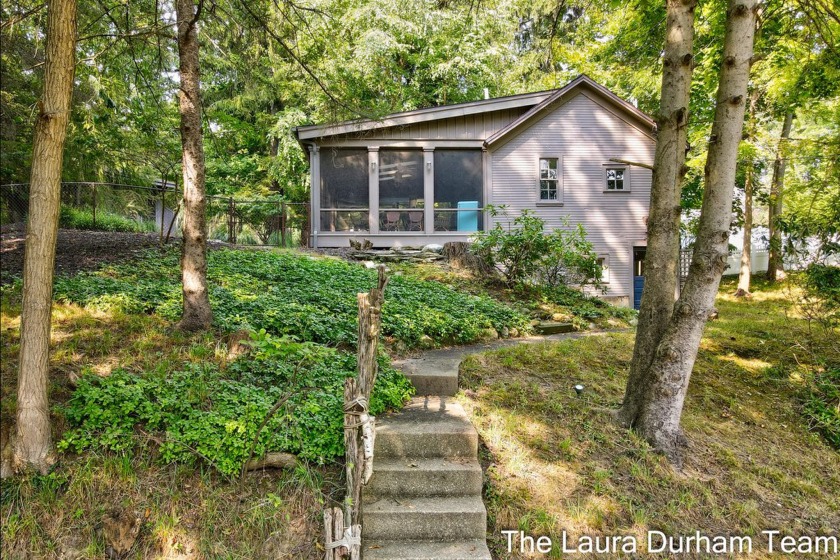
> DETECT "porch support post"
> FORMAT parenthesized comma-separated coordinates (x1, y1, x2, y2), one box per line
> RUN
(369, 147, 380, 235)
(423, 147, 434, 234)
(309, 144, 320, 247)
(482, 146, 491, 232)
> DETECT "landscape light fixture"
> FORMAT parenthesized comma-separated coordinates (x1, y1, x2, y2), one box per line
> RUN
(574, 384, 584, 396)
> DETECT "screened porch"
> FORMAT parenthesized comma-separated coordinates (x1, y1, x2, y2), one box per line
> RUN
(318, 147, 484, 238)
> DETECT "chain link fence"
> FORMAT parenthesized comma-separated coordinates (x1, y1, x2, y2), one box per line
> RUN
(0, 182, 310, 248)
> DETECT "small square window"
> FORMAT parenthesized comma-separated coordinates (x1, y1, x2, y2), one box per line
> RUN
(606, 168, 626, 190)
(539, 157, 560, 201)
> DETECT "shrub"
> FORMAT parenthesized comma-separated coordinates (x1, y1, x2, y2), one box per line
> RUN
(473, 209, 549, 286)
(59, 206, 156, 233)
(59, 338, 414, 475)
(473, 208, 602, 289)
(802, 367, 840, 450)
(798, 264, 840, 328)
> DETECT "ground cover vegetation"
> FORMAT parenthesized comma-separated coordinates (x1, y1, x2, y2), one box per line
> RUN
(459, 276, 839, 558)
(2, 247, 530, 477)
(49, 248, 530, 347)
(1, 280, 337, 557)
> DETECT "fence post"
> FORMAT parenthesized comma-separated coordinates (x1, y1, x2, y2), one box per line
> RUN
(280, 201, 287, 248)
(227, 197, 234, 244)
(347, 267, 387, 516)
(92, 183, 97, 228)
(160, 188, 166, 245)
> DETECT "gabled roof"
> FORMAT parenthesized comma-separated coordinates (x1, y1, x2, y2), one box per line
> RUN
(294, 75, 655, 143)
(485, 75, 656, 147)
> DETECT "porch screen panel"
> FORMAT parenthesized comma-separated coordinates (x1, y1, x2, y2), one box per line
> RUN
(378, 150, 424, 231)
(433, 150, 483, 232)
(320, 148, 369, 232)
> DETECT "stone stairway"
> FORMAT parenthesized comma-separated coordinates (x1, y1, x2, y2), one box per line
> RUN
(361, 396, 491, 560)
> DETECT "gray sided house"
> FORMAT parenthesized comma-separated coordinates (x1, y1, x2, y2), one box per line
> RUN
(295, 75, 656, 308)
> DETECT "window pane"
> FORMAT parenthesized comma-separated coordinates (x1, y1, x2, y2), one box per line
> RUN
(606, 168, 625, 190)
(380, 209, 425, 232)
(434, 150, 483, 231)
(320, 210, 369, 232)
(320, 149, 369, 209)
(379, 150, 424, 210)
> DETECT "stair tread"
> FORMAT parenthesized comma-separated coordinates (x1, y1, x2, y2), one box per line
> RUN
(362, 539, 492, 560)
(364, 495, 487, 515)
(372, 456, 481, 472)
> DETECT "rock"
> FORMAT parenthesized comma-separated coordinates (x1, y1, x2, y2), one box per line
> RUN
(534, 321, 575, 335)
(422, 243, 444, 253)
(102, 509, 141, 559)
(363, 261, 377, 269)
(392, 340, 409, 355)
(419, 335, 435, 349)
(482, 328, 499, 340)
(530, 319, 541, 327)
(500, 326, 510, 338)
(551, 313, 568, 322)
(509, 328, 520, 338)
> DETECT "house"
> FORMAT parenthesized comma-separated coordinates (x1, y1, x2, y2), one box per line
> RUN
(294, 75, 656, 307)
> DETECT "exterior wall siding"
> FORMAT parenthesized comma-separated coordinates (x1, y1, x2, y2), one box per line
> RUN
(489, 92, 655, 304)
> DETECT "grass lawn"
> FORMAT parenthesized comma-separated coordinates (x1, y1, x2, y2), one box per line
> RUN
(459, 276, 839, 558)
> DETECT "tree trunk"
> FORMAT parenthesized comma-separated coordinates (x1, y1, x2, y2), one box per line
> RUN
(628, 0, 757, 464)
(735, 164, 754, 296)
(735, 92, 761, 298)
(766, 111, 794, 283)
(617, 0, 696, 426)
(12, 0, 77, 476)
(175, 0, 212, 331)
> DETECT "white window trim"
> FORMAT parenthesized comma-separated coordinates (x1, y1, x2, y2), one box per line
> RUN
(597, 254, 610, 284)
(603, 164, 629, 192)
(537, 155, 564, 205)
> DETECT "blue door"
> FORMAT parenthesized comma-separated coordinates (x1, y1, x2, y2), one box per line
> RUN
(633, 248, 646, 310)
(634, 276, 645, 310)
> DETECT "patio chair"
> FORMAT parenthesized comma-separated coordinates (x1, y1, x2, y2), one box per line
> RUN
(382, 211, 401, 231)
(408, 211, 423, 231)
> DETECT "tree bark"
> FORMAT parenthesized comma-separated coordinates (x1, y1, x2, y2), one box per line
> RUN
(617, 0, 696, 426)
(766, 111, 794, 283)
(175, 0, 212, 331)
(12, 0, 77, 476)
(629, 0, 757, 464)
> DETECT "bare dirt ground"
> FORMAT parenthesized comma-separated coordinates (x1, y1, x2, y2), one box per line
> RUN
(0, 224, 179, 283)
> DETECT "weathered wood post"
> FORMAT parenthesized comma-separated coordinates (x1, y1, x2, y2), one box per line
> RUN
(326, 265, 387, 559)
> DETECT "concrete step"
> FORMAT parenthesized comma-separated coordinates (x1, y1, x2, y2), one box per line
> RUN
(392, 353, 462, 397)
(364, 457, 483, 500)
(402, 370, 459, 397)
(363, 496, 487, 541)
(362, 539, 492, 560)
(375, 397, 477, 459)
